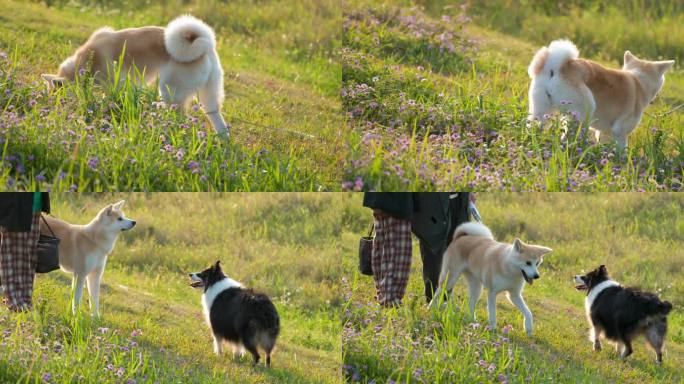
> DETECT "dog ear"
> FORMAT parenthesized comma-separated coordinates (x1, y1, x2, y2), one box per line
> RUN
(513, 238, 522, 252)
(104, 204, 113, 216)
(655, 60, 675, 73)
(623, 51, 636, 65)
(538, 246, 553, 255)
(214, 260, 221, 269)
(113, 200, 126, 210)
(41, 74, 67, 89)
(599, 265, 607, 274)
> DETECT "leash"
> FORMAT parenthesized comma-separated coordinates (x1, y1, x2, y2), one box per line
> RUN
(231, 117, 319, 140)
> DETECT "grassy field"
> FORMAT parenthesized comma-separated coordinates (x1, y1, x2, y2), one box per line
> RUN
(0, 0, 342, 191)
(342, 0, 683, 191)
(342, 193, 684, 383)
(0, 193, 343, 383)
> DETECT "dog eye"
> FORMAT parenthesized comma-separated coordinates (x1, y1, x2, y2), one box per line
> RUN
(117, 218, 122, 221)
(550, 70, 554, 77)
(526, 261, 531, 266)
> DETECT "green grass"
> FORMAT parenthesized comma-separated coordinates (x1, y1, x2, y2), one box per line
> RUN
(0, 0, 343, 191)
(342, 0, 683, 191)
(0, 193, 344, 383)
(342, 193, 684, 383)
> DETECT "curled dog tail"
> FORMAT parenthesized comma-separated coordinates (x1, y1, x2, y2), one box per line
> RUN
(528, 39, 579, 78)
(164, 15, 216, 62)
(453, 222, 494, 241)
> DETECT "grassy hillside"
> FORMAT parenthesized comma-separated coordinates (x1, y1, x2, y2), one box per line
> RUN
(342, 0, 683, 191)
(0, 193, 343, 383)
(0, 0, 342, 191)
(342, 193, 684, 383)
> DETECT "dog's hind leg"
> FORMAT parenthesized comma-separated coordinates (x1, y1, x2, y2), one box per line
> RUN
(464, 272, 482, 321)
(645, 322, 666, 364)
(86, 267, 104, 317)
(507, 290, 533, 336)
(619, 338, 633, 359)
(198, 70, 229, 137)
(487, 291, 498, 331)
(242, 337, 261, 366)
(71, 274, 87, 314)
(429, 264, 464, 309)
(528, 79, 552, 125)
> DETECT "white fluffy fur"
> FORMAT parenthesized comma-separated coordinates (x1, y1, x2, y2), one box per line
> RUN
(527, 39, 594, 126)
(201, 277, 243, 328)
(528, 39, 579, 78)
(452, 221, 494, 240)
(585, 280, 620, 311)
(165, 15, 216, 63)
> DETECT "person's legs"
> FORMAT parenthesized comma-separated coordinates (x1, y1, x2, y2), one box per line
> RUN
(419, 240, 441, 303)
(0, 213, 40, 310)
(372, 213, 412, 306)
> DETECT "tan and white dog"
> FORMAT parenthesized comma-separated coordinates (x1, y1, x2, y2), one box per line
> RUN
(41, 15, 229, 136)
(428, 222, 552, 336)
(41, 200, 136, 316)
(528, 39, 675, 148)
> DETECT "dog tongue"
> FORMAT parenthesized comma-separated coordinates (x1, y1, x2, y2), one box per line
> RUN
(189, 281, 203, 288)
(575, 284, 587, 290)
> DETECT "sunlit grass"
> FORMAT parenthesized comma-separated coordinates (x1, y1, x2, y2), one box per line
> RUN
(342, 193, 684, 383)
(342, 1, 683, 191)
(0, 193, 343, 383)
(0, 0, 342, 191)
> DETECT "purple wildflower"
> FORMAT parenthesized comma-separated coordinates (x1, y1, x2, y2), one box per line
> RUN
(87, 156, 99, 171)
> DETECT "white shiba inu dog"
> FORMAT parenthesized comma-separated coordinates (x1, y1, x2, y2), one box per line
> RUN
(528, 39, 674, 148)
(41, 15, 229, 137)
(40, 200, 136, 316)
(428, 222, 552, 336)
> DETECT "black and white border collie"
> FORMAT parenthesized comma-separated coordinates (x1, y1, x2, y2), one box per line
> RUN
(574, 265, 673, 364)
(189, 261, 280, 366)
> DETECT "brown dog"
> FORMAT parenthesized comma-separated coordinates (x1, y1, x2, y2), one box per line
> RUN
(41, 15, 229, 136)
(528, 39, 674, 147)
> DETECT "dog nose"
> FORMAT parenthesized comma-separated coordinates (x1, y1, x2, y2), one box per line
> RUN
(533, 274, 540, 279)
(131, 221, 137, 227)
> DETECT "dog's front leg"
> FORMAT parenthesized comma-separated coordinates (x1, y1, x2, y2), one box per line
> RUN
(212, 335, 223, 356)
(509, 292, 533, 336)
(486, 291, 498, 331)
(72, 274, 86, 314)
(590, 325, 601, 351)
(86, 267, 104, 317)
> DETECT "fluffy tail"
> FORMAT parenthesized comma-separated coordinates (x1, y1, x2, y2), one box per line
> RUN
(660, 301, 673, 315)
(453, 222, 494, 241)
(528, 39, 579, 78)
(164, 15, 216, 62)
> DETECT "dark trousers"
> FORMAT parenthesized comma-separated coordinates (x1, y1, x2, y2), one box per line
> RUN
(419, 194, 470, 303)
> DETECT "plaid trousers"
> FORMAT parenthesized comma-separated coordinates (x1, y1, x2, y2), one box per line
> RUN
(372, 212, 412, 306)
(0, 213, 40, 310)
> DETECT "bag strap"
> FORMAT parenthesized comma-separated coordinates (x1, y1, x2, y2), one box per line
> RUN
(367, 221, 374, 237)
(40, 214, 56, 237)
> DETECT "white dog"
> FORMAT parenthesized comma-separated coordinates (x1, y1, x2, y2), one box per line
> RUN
(528, 39, 674, 148)
(41, 200, 136, 316)
(41, 15, 229, 136)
